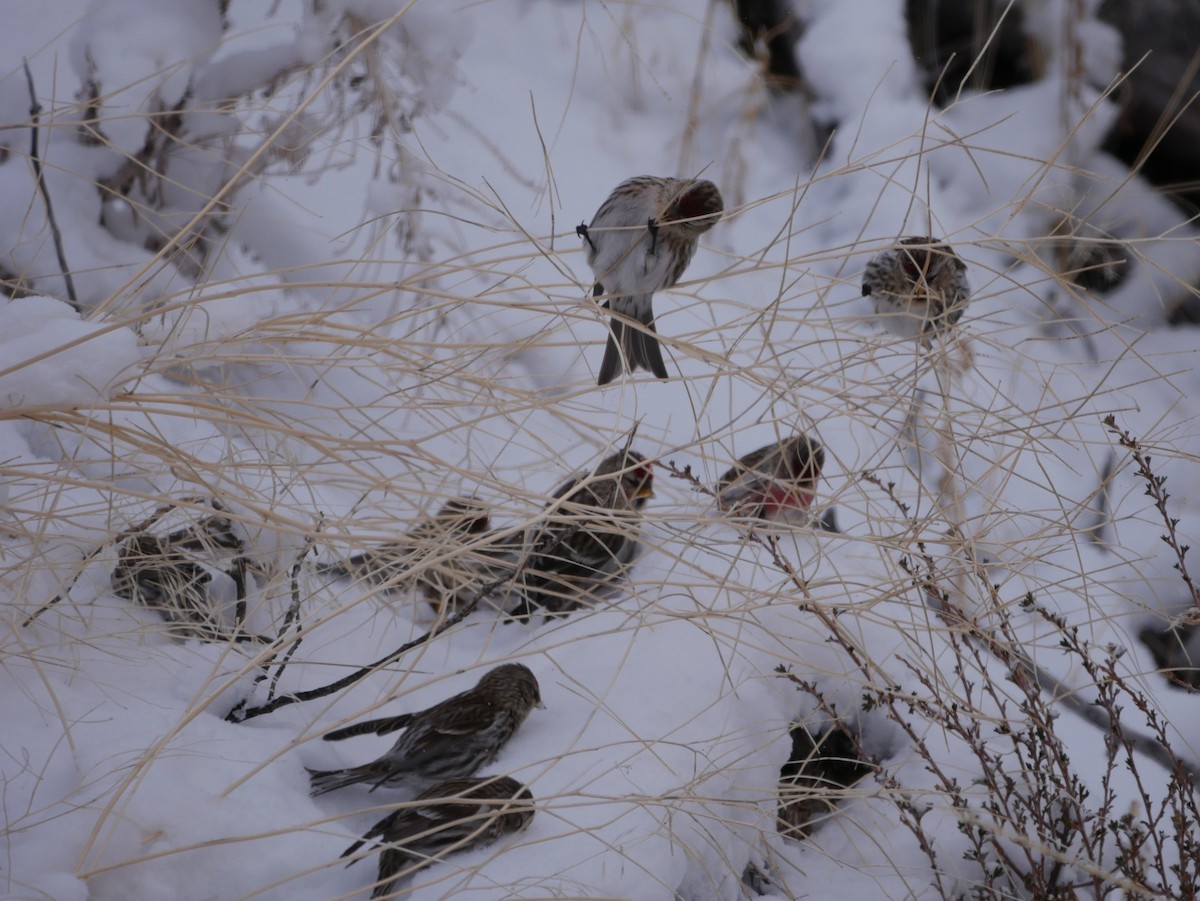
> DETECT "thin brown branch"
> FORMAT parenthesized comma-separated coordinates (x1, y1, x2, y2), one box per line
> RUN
(22, 58, 79, 311)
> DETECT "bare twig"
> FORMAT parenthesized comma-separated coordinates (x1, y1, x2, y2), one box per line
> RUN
(864, 468, 1200, 784)
(1105, 414, 1200, 623)
(22, 58, 79, 311)
(265, 521, 324, 703)
(224, 575, 497, 723)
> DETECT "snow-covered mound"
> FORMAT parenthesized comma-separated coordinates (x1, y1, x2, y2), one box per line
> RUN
(3, 1, 1198, 899)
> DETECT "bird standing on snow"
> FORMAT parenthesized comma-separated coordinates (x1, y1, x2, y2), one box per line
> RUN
(511, 449, 655, 618)
(861, 236, 970, 346)
(341, 776, 535, 899)
(308, 663, 542, 796)
(714, 433, 826, 526)
(577, 176, 724, 384)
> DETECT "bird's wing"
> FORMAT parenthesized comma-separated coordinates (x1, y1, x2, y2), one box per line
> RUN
(341, 806, 447, 861)
(322, 711, 415, 741)
(417, 695, 497, 740)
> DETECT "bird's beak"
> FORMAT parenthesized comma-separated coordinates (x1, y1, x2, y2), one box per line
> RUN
(637, 484, 655, 500)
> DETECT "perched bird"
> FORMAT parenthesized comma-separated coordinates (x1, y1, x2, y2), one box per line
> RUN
(511, 449, 655, 618)
(714, 433, 826, 526)
(319, 497, 516, 613)
(308, 663, 542, 796)
(341, 776, 535, 899)
(861, 236, 970, 345)
(577, 176, 724, 384)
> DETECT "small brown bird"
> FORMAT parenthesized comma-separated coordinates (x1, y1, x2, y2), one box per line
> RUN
(111, 510, 262, 643)
(341, 776, 535, 899)
(861, 236, 970, 345)
(319, 497, 516, 612)
(511, 449, 655, 618)
(577, 176, 724, 384)
(714, 434, 826, 526)
(112, 533, 218, 638)
(308, 663, 542, 796)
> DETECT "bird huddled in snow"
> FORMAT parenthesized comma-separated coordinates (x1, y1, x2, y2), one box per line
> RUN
(577, 176, 724, 384)
(110, 509, 263, 643)
(714, 433, 828, 527)
(509, 449, 655, 618)
(112, 532, 219, 638)
(319, 497, 517, 614)
(308, 663, 542, 796)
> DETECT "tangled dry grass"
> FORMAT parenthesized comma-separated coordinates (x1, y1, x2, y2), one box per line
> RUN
(3, 3, 1199, 899)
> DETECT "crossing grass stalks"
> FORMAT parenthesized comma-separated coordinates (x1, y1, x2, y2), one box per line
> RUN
(4, 3, 1200, 898)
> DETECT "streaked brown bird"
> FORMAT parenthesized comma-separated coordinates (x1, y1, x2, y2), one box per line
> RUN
(510, 449, 655, 618)
(714, 433, 825, 526)
(308, 663, 542, 796)
(861, 236, 970, 345)
(112, 533, 218, 638)
(577, 176, 724, 384)
(319, 497, 516, 612)
(341, 776, 535, 899)
(111, 510, 263, 643)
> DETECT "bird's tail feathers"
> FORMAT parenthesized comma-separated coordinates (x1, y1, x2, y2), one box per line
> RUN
(307, 766, 365, 796)
(598, 324, 625, 386)
(631, 315, 669, 381)
(597, 297, 669, 385)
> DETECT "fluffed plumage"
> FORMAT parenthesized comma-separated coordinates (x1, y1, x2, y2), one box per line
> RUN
(112, 533, 216, 635)
(111, 509, 262, 643)
(861, 236, 970, 345)
(715, 433, 826, 525)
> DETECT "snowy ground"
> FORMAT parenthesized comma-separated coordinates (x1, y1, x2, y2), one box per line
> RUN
(3, 1, 1199, 899)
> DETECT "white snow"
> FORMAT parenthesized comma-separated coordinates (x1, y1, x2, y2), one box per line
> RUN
(3, 0, 1199, 899)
